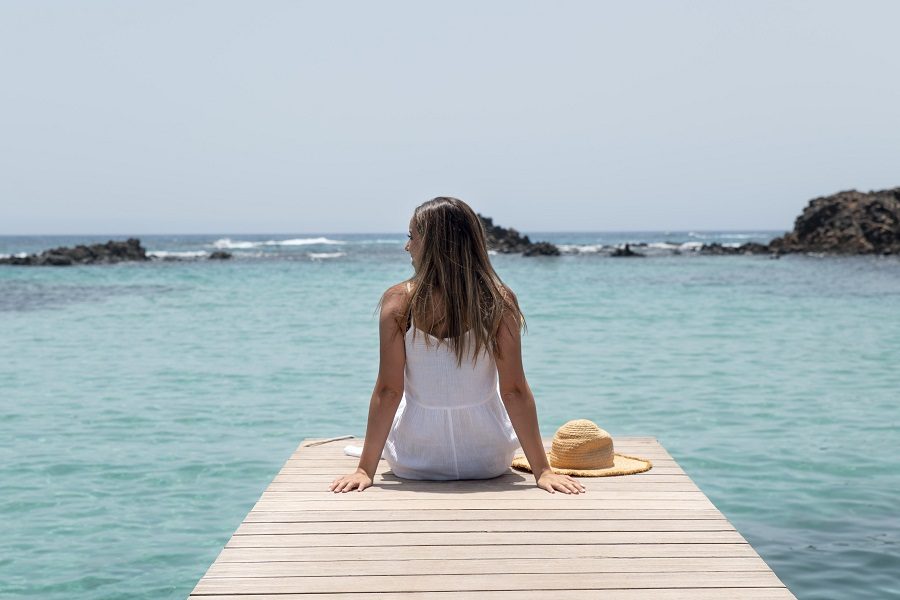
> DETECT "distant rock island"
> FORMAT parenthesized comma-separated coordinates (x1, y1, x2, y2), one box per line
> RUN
(0, 238, 233, 266)
(767, 187, 900, 255)
(699, 187, 900, 256)
(478, 214, 560, 256)
(0, 238, 150, 266)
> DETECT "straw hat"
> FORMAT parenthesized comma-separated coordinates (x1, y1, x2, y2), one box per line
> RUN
(511, 419, 652, 477)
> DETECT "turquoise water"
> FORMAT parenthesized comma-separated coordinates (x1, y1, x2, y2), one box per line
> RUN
(1, 233, 899, 599)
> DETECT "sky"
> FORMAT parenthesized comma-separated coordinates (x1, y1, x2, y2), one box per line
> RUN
(1, 1, 898, 235)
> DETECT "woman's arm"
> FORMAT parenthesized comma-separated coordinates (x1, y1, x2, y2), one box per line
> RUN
(329, 285, 407, 493)
(495, 292, 585, 495)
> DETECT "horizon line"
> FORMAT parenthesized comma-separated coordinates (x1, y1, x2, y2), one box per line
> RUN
(0, 228, 789, 237)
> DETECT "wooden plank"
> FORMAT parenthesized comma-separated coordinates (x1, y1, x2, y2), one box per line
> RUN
(192, 590, 796, 600)
(226, 530, 748, 548)
(214, 543, 763, 562)
(204, 556, 772, 577)
(242, 509, 727, 522)
(259, 489, 710, 500)
(192, 571, 788, 594)
(235, 518, 736, 535)
(251, 499, 717, 511)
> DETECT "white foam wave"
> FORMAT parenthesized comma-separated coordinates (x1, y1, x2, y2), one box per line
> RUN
(212, 237, 346, 249)
(268, 237, 345, 246)
(149, 250, 209, 259)
(212, 238, 256, 249)
(647, 243, 679, 250)
(558, 244, 605, 254)
(679, 241, 704, 250)
(308, 252, 346, 259)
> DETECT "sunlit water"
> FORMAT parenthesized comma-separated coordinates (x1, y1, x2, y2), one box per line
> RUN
(1, 232, 898, 599)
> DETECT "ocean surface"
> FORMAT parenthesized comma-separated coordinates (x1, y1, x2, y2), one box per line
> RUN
(1, 231, 898, 599)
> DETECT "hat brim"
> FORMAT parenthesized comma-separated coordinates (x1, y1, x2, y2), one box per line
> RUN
(511, 453, 652, 477)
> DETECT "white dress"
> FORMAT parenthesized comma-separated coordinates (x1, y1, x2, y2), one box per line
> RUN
(383, 321, 520, 480)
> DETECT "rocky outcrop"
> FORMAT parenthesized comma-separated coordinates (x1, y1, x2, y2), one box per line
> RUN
(0, 239, 240, 266)
(698, 242, 770, 256)
(523, 241, 561, 257)
(0, 238, 149, 266)
(767, 187, 900, 255)
(611, 244, 644, 257)
(693, 187, 900, 256)
(478, 214, 560, 256)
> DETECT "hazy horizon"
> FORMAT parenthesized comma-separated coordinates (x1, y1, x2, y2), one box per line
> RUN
(0, 227, 789, 238)
(2, 1, 898, 235)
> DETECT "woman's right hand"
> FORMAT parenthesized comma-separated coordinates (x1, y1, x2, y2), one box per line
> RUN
(536, 469, 586, 494)
(329, 469, 373, 493)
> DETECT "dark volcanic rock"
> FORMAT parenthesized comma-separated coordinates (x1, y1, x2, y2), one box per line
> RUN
(478, 214, 560, 256)
(698, 242, 770, 256)
(0, 238, 149, 266)
(523, 241, 561, 257)
(611, 244, 644, 257)
(768, 188, 900, 255)
(695, 188, 900, 256)
(208, 251, 233, 260)
(741, 242, 772, 255)
(478, 214, 533, 253)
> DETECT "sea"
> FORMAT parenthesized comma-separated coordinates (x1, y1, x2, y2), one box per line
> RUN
(1, 231, 898, 600)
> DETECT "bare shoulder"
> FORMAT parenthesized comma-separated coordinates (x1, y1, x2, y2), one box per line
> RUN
(381, 281, 411, 314)
(496, 284, 523, 334)
(499, 284, 522, 317)
(500, 284, 519, 304)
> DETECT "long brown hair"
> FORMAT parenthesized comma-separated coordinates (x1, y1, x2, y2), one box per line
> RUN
(400, 196, 525, 366)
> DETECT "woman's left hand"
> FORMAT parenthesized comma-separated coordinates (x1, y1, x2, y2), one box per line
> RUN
(536, 470, 586, 494)
(329, 469, 374, 493)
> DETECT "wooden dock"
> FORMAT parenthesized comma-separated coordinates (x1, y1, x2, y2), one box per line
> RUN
(191, 436, 795, 599)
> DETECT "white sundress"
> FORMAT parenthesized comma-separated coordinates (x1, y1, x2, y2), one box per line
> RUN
(382, 320, 520, 480)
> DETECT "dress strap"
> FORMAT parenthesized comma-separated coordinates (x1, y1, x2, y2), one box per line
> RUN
(405, 281, 413, 331)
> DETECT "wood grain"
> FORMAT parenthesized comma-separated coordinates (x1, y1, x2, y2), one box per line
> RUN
(189, 436, 795, 599)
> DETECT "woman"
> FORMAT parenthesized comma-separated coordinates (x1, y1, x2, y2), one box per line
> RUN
(330, 197, 585, 494)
